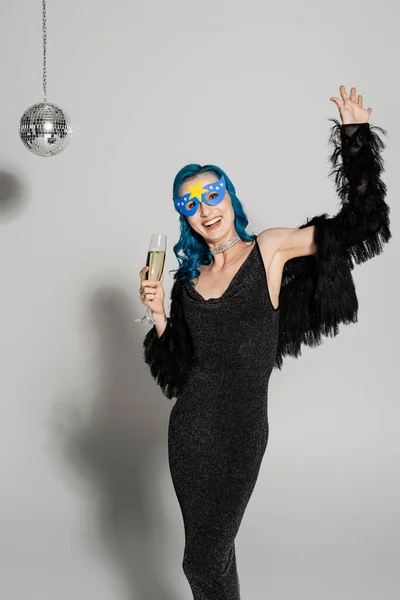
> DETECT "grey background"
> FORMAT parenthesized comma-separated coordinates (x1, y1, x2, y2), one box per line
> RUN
(0, 1, 398, 599)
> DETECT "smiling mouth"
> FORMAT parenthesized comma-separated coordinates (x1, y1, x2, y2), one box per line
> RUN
(203, 216, 222, 228)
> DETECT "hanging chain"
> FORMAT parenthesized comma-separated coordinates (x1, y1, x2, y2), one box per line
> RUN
(42, 0, 47, 102)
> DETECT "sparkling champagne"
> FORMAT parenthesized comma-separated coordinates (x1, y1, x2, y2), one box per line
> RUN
(146, 250, 166, 281)
(135, 233, 167, 325)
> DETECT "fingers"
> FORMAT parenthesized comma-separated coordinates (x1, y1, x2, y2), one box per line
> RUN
(139, 266, 149, 281)
(143, 290, 156, 301)
(139, 267, 160, 285)
(339, 85, 357, 102)
(330, 96, 343, 108)
(139, 266, 165, 308)
(144, 279, 161, 287)
(139, 270, 163, 300)
(139, 266, 164, 285)
(339, 85, 349, 101)
(139, 283, 161, 299)
(139, 286, 157, 304)
(332, 86, 365, 108)
(142, 282, 161, 293)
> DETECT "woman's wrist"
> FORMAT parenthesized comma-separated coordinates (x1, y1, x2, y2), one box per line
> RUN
(341, 121, 369, 137)
(151, 308, 167, 320)
(152, 310, 168, 338)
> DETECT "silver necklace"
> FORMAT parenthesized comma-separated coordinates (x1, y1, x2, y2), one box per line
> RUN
(209, 232, 241, 256)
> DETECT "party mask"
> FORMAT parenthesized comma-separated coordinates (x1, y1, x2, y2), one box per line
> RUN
(173, 175, 226, 217)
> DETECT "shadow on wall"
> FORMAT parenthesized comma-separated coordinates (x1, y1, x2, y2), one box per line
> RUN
(0, 170, 27, 219)
(49, 286, 181, 600)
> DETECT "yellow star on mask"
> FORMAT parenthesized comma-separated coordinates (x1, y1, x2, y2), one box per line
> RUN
(187, 180, 208, 202)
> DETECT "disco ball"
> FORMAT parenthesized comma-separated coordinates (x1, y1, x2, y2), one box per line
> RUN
(18, 102, 73, 157)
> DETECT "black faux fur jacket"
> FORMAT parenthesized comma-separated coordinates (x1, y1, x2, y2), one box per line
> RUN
(143, 119, 391, 399)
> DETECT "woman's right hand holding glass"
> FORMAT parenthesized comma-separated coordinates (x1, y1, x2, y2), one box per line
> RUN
(139, 266, 166, 317)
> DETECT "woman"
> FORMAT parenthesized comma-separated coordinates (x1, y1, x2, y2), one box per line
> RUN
(139, 85, 390, 600)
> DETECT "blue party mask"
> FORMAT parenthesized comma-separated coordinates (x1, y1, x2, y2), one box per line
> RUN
(173, 174, 226, 217)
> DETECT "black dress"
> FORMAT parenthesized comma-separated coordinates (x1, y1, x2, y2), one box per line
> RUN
(142, 120, 391, 600)
(168, 239, 279, 598)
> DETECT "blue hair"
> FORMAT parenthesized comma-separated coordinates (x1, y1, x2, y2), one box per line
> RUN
(170, 163, 255, 283)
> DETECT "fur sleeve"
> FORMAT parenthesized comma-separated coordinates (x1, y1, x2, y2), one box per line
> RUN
(142, 278, 195, 399)
(274, 120, 391, 369)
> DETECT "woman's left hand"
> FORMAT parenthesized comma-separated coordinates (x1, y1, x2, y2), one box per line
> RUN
(330, 85, 372, 124)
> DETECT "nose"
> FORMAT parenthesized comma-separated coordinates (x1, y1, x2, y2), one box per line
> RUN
(199, 201, 213, 217)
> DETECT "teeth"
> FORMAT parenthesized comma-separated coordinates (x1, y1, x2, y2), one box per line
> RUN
(204, 217, 221, 227)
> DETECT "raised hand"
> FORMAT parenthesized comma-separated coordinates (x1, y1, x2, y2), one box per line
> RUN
(330, 85, 372, 125)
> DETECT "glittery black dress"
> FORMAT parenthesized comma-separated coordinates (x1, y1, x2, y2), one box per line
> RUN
(143, 121, 391, 600)
(168, 239, 279, 599)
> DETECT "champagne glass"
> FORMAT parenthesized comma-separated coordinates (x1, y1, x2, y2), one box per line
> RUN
(135, 233, 167, 325)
